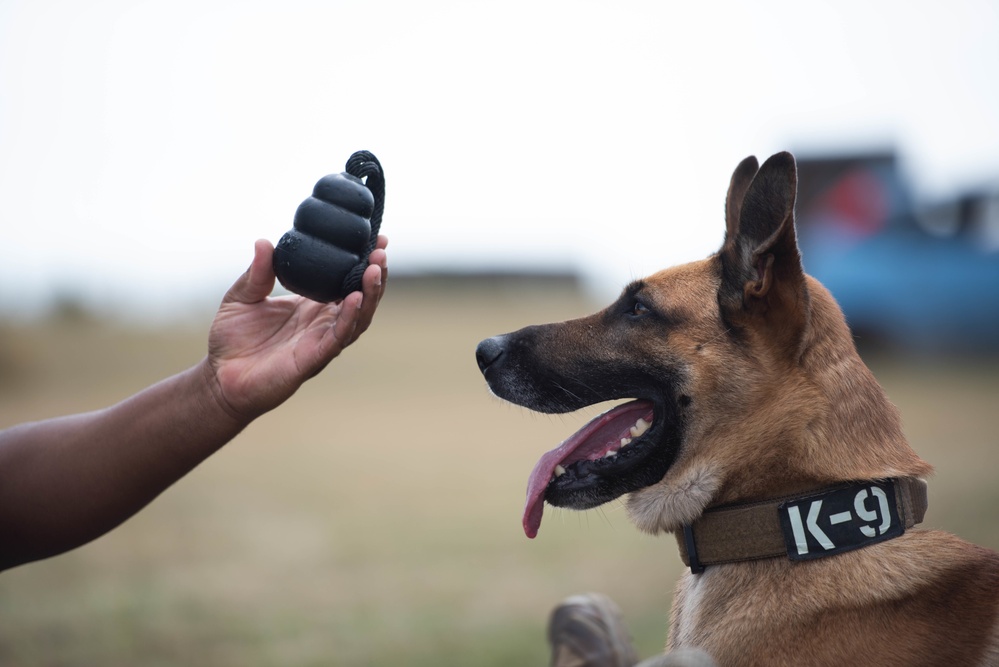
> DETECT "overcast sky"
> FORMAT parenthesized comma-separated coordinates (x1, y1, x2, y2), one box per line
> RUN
(1, 0, 998, 318)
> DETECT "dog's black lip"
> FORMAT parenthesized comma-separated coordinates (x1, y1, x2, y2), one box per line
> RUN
(543, 398, 678, 510)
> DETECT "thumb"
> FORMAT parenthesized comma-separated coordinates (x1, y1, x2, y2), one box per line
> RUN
(224, 239, 276, 305)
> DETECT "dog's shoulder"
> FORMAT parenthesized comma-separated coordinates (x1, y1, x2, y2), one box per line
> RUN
(673, 532, 999, 665)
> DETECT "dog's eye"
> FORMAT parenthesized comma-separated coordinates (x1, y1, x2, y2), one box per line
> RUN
(629, 300, 651, 318)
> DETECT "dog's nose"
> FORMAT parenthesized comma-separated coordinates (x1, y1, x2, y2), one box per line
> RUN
(475, 336, 505, 373)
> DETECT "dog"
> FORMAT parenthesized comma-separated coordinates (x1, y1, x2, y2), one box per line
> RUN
(475, 152, 999, 666)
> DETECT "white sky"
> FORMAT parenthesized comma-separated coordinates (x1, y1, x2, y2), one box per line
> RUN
(1, 0, 998, 318)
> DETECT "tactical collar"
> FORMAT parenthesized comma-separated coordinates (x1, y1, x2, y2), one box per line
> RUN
(674, 478, 928, 574)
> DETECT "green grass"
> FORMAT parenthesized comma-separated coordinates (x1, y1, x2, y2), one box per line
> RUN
(0, 284, 997, 665)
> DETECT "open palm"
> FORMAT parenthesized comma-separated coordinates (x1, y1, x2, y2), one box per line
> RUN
(207, 237, 387, 420)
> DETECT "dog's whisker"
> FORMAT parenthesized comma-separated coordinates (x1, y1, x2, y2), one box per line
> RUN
(698, 326, 733, 349)
(593, 505, 615, 531)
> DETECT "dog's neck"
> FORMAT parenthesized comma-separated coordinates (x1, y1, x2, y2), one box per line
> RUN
(673, 477, 929, 574)
(625, 279, 932, 536)
(718, 281, 933, 502)
(794, 279, 933, 483)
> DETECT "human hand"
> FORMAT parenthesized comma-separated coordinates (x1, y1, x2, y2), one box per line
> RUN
(204, 236, 388, 422)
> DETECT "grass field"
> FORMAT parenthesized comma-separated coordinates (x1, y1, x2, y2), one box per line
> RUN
(1, 281, 997, 666)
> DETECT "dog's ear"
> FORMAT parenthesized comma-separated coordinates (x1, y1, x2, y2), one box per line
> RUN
(719, 152, 807, 343)
(724, 155, 760, 251)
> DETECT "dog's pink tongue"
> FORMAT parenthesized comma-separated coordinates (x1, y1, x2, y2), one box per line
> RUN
(523, 400, 654, 539)
(523, 446, 572, 539)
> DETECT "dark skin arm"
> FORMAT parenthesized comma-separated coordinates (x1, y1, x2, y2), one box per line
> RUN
(0, 236, 388, 571)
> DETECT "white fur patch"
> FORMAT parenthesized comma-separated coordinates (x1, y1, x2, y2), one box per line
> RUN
(626, 462, 720, 534)
(672, 571, 709, 648)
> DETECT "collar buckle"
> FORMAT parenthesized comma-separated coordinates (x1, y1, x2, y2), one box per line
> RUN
(682, 523, 705, 575)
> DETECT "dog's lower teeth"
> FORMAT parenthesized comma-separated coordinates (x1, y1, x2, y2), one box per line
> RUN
(620, 437, 632, 447)
(554, 465, 566, 477)
(604, 450, 618, 458)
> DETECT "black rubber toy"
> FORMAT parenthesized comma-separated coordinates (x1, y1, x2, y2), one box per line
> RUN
(273, 150, 385, 303)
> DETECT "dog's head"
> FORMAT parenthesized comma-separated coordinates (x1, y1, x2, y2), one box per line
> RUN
(476, 152, 930, 539)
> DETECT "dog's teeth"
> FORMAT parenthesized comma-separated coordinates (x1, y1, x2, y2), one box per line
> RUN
(604, 450, 618, 458)
(620, 438, 632, 447)
(631, 418, 651, 437)
(554, 465, 566, 477)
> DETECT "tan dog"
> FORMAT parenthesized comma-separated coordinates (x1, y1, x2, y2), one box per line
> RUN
(475, 152, 999, 666)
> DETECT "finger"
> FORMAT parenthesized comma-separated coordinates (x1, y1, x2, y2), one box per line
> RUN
(352, 262, 384, 340)
(308, 292, 362, 378)
(370, 236, 387, 286)
(330, 291, 363, 354)
(224, 239, 276, 305)
(368, 247, 388, 302)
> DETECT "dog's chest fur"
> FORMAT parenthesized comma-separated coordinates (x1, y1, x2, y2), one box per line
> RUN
(669, 531, 999, 666)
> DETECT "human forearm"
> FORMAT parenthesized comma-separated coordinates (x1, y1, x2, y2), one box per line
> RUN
(0, 237, 387, 571)
(0, 358, 247, 570)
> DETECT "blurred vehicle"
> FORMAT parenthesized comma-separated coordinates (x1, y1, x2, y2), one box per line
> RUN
(795, 152, 999, 353)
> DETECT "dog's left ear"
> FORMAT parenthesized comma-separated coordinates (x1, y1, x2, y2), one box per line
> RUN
(719, 152, 808, 342)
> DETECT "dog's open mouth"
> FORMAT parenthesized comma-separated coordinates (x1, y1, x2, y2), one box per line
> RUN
(523, 398, 675, 538)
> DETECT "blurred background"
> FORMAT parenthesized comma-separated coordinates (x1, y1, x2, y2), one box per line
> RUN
(1, 1, 998, 665)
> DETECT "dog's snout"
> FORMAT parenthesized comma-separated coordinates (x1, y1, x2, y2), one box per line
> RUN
(475, 336, 506, 373)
